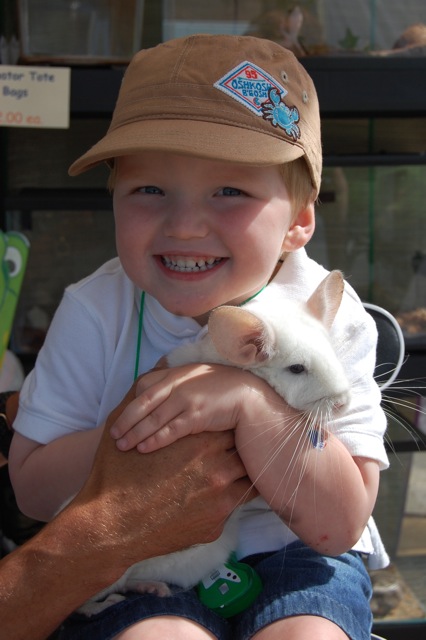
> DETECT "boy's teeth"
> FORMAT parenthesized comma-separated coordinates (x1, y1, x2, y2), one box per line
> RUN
(162, 256, 221, 272)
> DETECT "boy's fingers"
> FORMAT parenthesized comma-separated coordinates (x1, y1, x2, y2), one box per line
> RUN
(136, 417, 190, 453)
(114, 410, 168, 450)
(110, 384, 174, 441)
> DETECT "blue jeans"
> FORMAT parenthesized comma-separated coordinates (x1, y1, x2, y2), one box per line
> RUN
(59, 542, 373, 640)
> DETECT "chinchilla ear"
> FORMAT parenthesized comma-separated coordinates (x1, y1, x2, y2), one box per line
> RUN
(208, 306, 275, 366)
(306, 270, 344, 329)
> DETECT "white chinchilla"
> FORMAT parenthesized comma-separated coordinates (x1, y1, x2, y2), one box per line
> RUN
(169, 269, 350, 415)
(79, 270, 351, 616)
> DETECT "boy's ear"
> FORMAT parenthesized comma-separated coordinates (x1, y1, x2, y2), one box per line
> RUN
(281, 203, 315, 252)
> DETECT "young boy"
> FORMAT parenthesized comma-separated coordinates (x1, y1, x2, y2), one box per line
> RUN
(9, 35, 388, 640)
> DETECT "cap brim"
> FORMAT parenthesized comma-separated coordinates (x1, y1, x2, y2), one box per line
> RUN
(68, 119, 305, 176)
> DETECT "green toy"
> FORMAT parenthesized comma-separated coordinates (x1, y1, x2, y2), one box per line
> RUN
(198, 554, 263, 618)
(0, 231, 30, 368)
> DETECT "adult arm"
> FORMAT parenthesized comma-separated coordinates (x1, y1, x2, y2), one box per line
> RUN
(1, 387, 255, 640)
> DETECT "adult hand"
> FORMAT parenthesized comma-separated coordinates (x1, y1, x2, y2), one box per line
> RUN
(77, 382, 256, 569)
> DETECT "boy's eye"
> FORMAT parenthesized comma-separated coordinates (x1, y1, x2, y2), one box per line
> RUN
(220, 187, 244, 197)
(139, 185, 164, 195)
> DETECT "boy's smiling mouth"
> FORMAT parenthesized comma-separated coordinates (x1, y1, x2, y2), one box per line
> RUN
(161, 256, 224, 273)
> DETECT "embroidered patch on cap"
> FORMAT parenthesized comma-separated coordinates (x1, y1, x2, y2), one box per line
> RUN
(214, 61, 301, 141)
(214, 61, 287, 116)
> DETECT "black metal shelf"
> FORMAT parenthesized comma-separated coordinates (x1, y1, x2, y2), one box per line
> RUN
(4, 189, 112, 212)
(324, 154, 426, 167)
(303, 56, 426, 117)
(70, 67, 124, 115)
(68, 57, 426, 117)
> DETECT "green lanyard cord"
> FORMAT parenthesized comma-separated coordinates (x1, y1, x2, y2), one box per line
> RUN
(133, 285, 266, 380)
(134, 290, 145, 381)
(238, 285, 266, 306)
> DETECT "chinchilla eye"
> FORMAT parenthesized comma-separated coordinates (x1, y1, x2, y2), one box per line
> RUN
(288, 364, 305, 374)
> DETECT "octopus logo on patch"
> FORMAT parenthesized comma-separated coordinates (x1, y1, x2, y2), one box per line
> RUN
(214, 61, 287, 116)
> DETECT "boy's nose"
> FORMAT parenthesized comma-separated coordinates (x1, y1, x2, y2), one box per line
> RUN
(164, 204, 209, 239)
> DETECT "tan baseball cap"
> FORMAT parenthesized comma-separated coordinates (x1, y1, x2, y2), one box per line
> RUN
(69, 34, 322, 196)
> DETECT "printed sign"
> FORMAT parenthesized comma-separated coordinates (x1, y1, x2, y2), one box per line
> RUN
(0, 65, 70, 129)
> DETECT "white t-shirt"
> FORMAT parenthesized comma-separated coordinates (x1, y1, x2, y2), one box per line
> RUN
(14, 248, 389, 565)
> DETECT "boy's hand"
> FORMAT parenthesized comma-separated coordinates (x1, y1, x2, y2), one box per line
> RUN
(109, 363, 264, 452)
